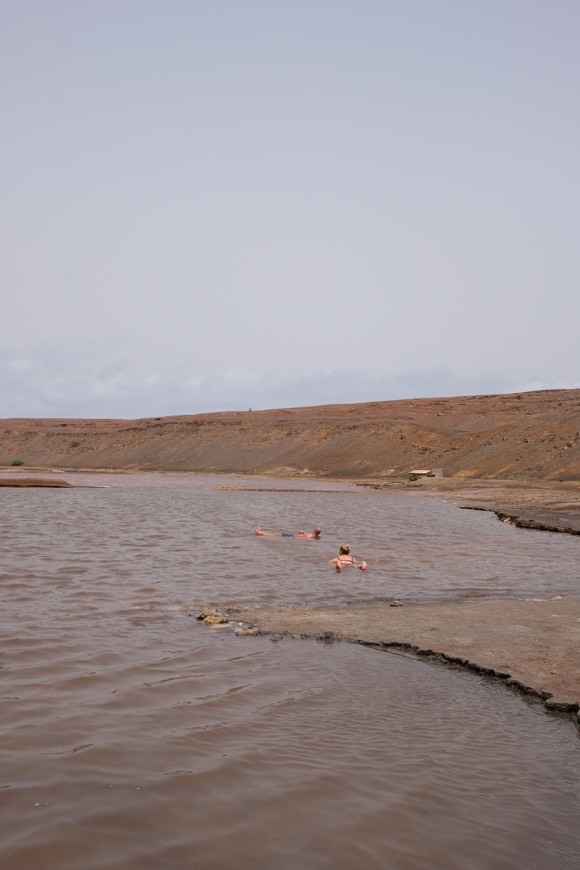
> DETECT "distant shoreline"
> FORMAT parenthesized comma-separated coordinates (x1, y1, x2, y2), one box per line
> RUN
(0, 476, 72, 487)
(2, 468, 579, 534)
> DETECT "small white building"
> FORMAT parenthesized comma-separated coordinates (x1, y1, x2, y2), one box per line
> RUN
(408, 468, 444, 481)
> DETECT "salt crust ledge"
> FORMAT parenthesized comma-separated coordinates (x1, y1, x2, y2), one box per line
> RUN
(229, 597, 580, 720)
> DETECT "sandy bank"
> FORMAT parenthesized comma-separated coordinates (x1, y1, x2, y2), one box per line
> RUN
(0, 477, 72, 487)
(217, 597, 580, 722)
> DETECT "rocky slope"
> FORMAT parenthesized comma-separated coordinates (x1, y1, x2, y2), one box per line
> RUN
(1, 389, 579, 481)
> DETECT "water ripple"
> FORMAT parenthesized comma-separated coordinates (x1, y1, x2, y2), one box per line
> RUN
(1, 477, 579, 868)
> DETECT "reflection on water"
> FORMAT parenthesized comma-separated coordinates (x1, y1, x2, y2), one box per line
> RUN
(1, 474, 579, 869)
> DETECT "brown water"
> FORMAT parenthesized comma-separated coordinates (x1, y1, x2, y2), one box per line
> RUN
(1, 473, 579, 869)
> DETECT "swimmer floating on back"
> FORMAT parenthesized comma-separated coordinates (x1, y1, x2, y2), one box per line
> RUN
(329, 544, 367, 572)
(254, 527, 322, 539)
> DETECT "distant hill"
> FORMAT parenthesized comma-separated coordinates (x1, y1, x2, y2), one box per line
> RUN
(1, 389, 579, 481)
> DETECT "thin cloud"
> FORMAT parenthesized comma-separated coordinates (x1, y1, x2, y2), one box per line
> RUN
(0, 340, 570, 419)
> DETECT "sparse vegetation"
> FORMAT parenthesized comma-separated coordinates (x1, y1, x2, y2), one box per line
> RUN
(10, 459, 24, 466)
(70, 440, 81, 448)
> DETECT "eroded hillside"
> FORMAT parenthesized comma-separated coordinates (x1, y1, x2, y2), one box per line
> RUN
(1, 389, 579, 481)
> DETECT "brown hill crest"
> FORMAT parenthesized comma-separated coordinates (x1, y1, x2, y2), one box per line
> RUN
(1, 389, 579, 481)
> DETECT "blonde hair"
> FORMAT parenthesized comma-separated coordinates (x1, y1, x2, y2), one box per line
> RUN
(339, 544, 350, 555)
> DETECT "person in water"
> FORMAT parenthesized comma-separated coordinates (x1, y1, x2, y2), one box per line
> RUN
(254, 527, 322, 539)
(329, 544, 367, 572)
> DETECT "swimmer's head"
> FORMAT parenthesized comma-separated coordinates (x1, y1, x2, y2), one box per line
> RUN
(339, 544, 350, 555)
(313, 528, 321, 538)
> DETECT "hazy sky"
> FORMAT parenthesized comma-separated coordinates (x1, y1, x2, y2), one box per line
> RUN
(1, 0, 579, 417)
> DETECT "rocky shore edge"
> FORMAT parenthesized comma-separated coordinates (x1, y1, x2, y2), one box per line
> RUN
(461, 505, 580, 536)
(197, 598, 580, 728)
(371, 477, 580, 536)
